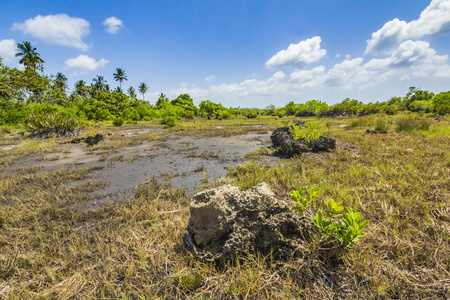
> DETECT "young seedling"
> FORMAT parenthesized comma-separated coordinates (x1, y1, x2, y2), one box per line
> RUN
(290, 186, 319, 215)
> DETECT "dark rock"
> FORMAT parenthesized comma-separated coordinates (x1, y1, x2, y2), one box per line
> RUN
(366, 129, 387, 134)
(184, 183, 314, 263)
(85, 133, 103, 146)
(295, 120, 306, 127)
(270, 126, 336, 154)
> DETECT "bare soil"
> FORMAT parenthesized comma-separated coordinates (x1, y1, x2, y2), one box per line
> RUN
(5, 128, 278, 208)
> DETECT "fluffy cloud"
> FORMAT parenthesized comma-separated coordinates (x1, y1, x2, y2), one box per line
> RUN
(365, 40, 450, 79)
(0, 39, 16, 63)
(167, 40, 450, 103)
(103, 17, 124, 34)
(13, 14, 90, 50)
(205, 75, 215, 81)
(64, 55, 109, 71)
(265, 36, 326, 68)
(366, 0, 450, 54)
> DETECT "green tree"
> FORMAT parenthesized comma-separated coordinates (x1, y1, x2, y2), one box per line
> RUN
(138, 82, 148, 101)
(74, 80, 88, 97)
(92, 75, 107, 92)
(54, 72, 68, 96)
(433, 91, 450, 114)
(127, 86, 137, 99)
(15, 41, 45, 71)
(113, 67, 128, 89)
(156, 93, 169, 108)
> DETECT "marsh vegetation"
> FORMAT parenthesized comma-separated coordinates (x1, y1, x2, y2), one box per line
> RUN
(0, 113, 449, 299)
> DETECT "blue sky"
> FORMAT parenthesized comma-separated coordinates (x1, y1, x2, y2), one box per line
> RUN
(1, 0, 450, 108)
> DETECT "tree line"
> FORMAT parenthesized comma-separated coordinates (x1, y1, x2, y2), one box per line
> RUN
(1, 42, 449, 127)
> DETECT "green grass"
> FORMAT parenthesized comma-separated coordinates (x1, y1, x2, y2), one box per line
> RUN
(0, 113, 449, 299)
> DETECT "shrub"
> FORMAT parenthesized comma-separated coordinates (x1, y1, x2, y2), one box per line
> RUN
(26, 113, 84, 137)
(183, 110, 195, 119)
(113, 117, 124, 126)
(246, 111, 258, 119)
(409, 100, 434, 113)
(290, 121, 327, 141)
(433, 91, 450, 115)
(219, 110, 231, 120)
(373, 119, 388, 131)
(346, 117, 371, 129)
(162, 116, 177, 127)
(396, 118, 431, 133)
(291, 187, 369, 249)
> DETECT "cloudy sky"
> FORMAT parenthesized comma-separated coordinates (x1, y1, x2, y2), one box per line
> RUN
(1, 0, 450, 107)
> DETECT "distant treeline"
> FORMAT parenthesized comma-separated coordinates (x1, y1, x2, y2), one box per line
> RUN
(1, 56, 449, 126)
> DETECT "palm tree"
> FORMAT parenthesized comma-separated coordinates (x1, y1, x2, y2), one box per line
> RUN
(113, 68, 128, 89)
(92, 75, 107, 92)
(138, 82, 148, 101)
(74, 80, 87, 97)
(54, 72, 68, 95)
(15, 41, 44, 71)
(127, 86, 137, 99)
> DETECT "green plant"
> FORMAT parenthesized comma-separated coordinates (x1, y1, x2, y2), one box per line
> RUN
(290, 189, 369, 249)
(162, 115, 177, 127)
(290, 121, 326, 141)
(373, 119, 388, 131)
(395, 118, 431, 133)
(313, 200, 369, 248)
(290, 186, 319, 214)
(113, 117, 124, 126)
(25, 113, 84, 138)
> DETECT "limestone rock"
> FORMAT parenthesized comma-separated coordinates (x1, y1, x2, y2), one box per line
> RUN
(85, 133, 103, 146)
(183, 183, 314, 262)
(270, 125, 336, 154)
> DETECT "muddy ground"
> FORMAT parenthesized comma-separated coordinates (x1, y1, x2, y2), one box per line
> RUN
(4, 126, 278, 208)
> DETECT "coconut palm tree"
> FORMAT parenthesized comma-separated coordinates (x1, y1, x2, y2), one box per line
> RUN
(92, 75, 107, 92)
(138, 82, 148, 101)
(15, 41, 44, 71)
(113, 68, 128, 89)
(74, 80, 88, 97)
(54, 72, 68, 95)
(127, 86, 137, 99)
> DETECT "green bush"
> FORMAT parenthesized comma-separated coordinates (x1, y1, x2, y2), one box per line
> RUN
(395, 118, 431, 133)
(291, 187, 369, 249)
(290, 121, 327, 141)
(162, 116, 177, 127)
(113, 117, 124, 126)
(246, 111, 258, 118)
(219, 110, 231, 120)
(433, 91, 450, 115)
(373, 119, 388, 131)
(346, 117, 371, 129)
(25, 113, 84, 137)
(183, 110, 195, 119)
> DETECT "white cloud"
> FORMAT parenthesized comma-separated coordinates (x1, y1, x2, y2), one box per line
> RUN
(0, 39, 16, 63)
(103, 17, 124, 34)
(265, 36, 326, 68)
(205, 75, 215, 81)
(64, 55, 109, 71)
(13, 14, 90, 50)
(366, 0, 450, 54)
(365, 40, 450, 79)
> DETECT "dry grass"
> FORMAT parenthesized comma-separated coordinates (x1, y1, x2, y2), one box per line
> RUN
(0, 115, 449, 299)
